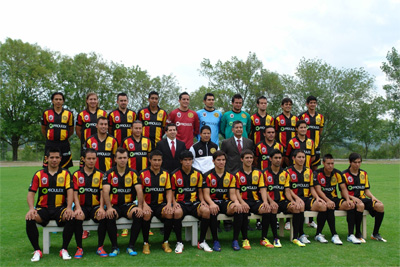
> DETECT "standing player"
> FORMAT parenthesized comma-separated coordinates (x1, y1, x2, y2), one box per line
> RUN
(274, 98, 298, 152)
(250, 96, 274, 145)
(196, 93, 222, 145)
(235, 149, 271, 250)
(41, 92, 74, 169)
(313, 154, 356, 245)
(72, 149, 108, 258)
(203, 150, 243, 251)
(285, 120, 315, 168)
(85, 117, 118, 173)
(220, 94, 251, 139)
(140, 150, 175, 254)
(108, 93, 137, 145)
(284, 150, 327, 246)
(190, 125, 219, 174)
(137, 91, 168, 148)
(122, 120, 152, 172)
(255, 126, 284, 170)
(102, 147, 144, 256)
(170, 150, 213, 253)
(25, 147, 75, 261)
(298, 96, 324, 170)
(167, 92, 199, 149)
(76, 92, 107, 167)
(342, 153, 386, 243)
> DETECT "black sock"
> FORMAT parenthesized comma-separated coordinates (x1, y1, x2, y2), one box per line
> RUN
(106, 218, 118, 249)
(355, 211, 363, 238)
(270, 213, 278, 239)
(326, 209, 337, 236)
(261, 213, 270, 239)
(142, 219, 151, 243)
(199, 218, 210, 242)
(241, 214, 249, 240)
(163, 218, 173, 243)
(233, 213, 243, 241)
(299, 212, 305, 236)
(173, 218, 183, 243)
(292, 213, 301, 239)
(98, 219, 107, 247)
(129, 216, 142, 249)
(373, 212, 384, 235)
(26, 220, 40, 251)
(75, 219, 83, 248)
(346, 209, 355, 235)
(210, 215, 219, 242)
(62, 219, 75, 250)
(316, 211, 327, 235)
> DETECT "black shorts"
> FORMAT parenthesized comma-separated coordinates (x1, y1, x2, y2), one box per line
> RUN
(113, 203, 137, 219)
(43, 140, 73, 169)
(213, 200, 232, 215)
(361, 198, 377, 217)
(80, 205, 102, 222)
(312, 148, 321, 167)
(300, 197, 315, 211)
(179, 201, 201, 218)
(36, 206, 67, 227)
(330, 197, 345, 210)
(278, 200, 290, 213)
(244, 200, 263, 215)
(149, 203, 168, 221)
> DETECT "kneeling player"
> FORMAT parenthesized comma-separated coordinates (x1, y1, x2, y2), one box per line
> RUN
(72, 149, 108, 258)
(284, 149, 326, 246)
(171, 150, 213, 253)
(103, 147, 144, 256)
(25, 147, 75, 261)
(313, 154, 355, 244)
(203, 150, 243, 251)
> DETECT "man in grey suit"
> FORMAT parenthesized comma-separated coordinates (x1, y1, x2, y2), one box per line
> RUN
(221, 121, 255, 174)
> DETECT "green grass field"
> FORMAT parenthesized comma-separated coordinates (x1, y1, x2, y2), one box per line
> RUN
(1, 163, 399, 266)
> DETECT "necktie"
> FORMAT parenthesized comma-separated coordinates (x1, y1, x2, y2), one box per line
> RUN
(171, 140, 176, 158)
(237, 139, 242, 153)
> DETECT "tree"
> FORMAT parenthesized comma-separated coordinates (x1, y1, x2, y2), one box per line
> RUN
(0, 38, 57, 160)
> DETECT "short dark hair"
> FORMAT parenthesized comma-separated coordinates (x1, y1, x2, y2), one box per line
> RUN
(232, 120, 243, 128)
(322, 154, 334, 162)
(165, 123, 176, 132)
(269, 149, 283, 158)
(231, 94, 243, 103)
(46, 147, 62, 157)
(240, 149, 254, 159)
(203, 93, 214, 101)
(115, 147, 128, 157)
(132, 120, 143, 126)
(213, 150, 227, 160)
(349, 152, 362, 163)
(97, 116, 108, 123)
(257, 96, 267, 104)
(117, 92, 128, 99)
(149, 149, 163, 159)
(292, 149, 306, 158)
(84, 148, 97, 158)
(148, 91, 159, 98)
(281, 97, 293, 105)
(306, 95, 317, 104)
(51, 92, 65, 101)
(264, 125, 275, 132)
(179, 92, 190, 100)
(179, 150, 193, 160)
(296, 120, 307, 128)
(200, 125, 211, 133)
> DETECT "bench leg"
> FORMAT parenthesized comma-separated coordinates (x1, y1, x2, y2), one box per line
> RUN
(279, 218, 285, 237)
(362, 215, 367, 239)
(185, 226, 192, 242)
(290, 219, 293, 241)
(191, 223, 198, 246)
(43, 229, 50, 254)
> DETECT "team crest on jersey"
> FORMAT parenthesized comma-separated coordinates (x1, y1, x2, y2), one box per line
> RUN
(160, 176, 166, 184)
(294, 142, 299, 147)
(49, 115, 54, 121)
(106, 143, 112, 148)
(93, 178, 99, 184)
(305, 118, 309, 123)
(331, 176, 337, 184)
(91, 143, 97, 149)
(177, 112, 181, 118)
(241, 114, 247, 118)
(191, 177, 197, 184)
(79, 177, 84, 184)
(58, 177, 64, 184)
(267, 176, 273, 183)
(360, 173, 365, 183)
(188, 112, 194, 118)
(126, 177, 132, 184)
(128, 115, 133, 120)
(266, 118, 271, 124)
(210, 148, 216, 154)
(279, 174, 286, 183)
(198, 149, 203, 156)
(240, 176, 246, 183)
(144, 177, 150, 184)
(143, 143, 148, 149)
(223, 178, 230, 185)
(214, 113, 219, 118)
(84, 115, 89, 120)
(112, 177, 118, 184)
(63, 115, 67, 121)
(115, 116, 120, 121)
(211, 178, 217, 186)
(129, 143, 134, 149)
(306, 140, 312, 146)
(304, 173, 310, 180)
(202, 112, 207, 117)
(262, 147, 266, 153)
(280, 119, 285, 125)
(320, 178, 325, 185)
(145, 113, 150, 119)
(158, 112, 163, 118)
(347, 176, 353, 183)
(230, 114, 234, 118)
(252, 175, 259, 183)
(177, 178, 183, 186)
(41, 177, 48, 184)
(291, 174, 297, 180)
(316, 117, 321, 123)
(255, 118, 259, 123)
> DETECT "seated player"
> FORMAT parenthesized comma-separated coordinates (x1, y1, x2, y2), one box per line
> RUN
(235, 149, 271, 250)
(342, 152, 386, 243)
(140, 150, 175, 254)
(25, 147, 75, 261)
(102, 147, 144, 256)
(72, 148, 108, 258)
(283, 149, 326, 246)
(203, 150, 243, 251)
(171, 150, 213, 253)
(313, 154, 355, 244)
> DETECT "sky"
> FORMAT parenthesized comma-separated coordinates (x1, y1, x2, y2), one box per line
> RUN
(1, 0, 399, 96)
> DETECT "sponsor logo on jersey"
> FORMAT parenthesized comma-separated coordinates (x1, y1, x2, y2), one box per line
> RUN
(42, 188, 48, 194)
(79, 187, 85, 194)
(47, 188, 64, 193)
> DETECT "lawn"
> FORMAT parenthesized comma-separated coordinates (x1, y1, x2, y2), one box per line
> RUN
(0, 163, 399, 266)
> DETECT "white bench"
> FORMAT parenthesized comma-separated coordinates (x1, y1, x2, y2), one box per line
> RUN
(39, 216, 198, 254)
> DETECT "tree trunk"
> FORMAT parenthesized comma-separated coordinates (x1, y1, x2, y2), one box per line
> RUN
(12, 135, 19, 161)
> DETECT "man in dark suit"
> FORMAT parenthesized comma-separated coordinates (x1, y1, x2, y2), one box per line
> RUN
(221, 121, 254, 174)
(155, 123, 186, 173)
